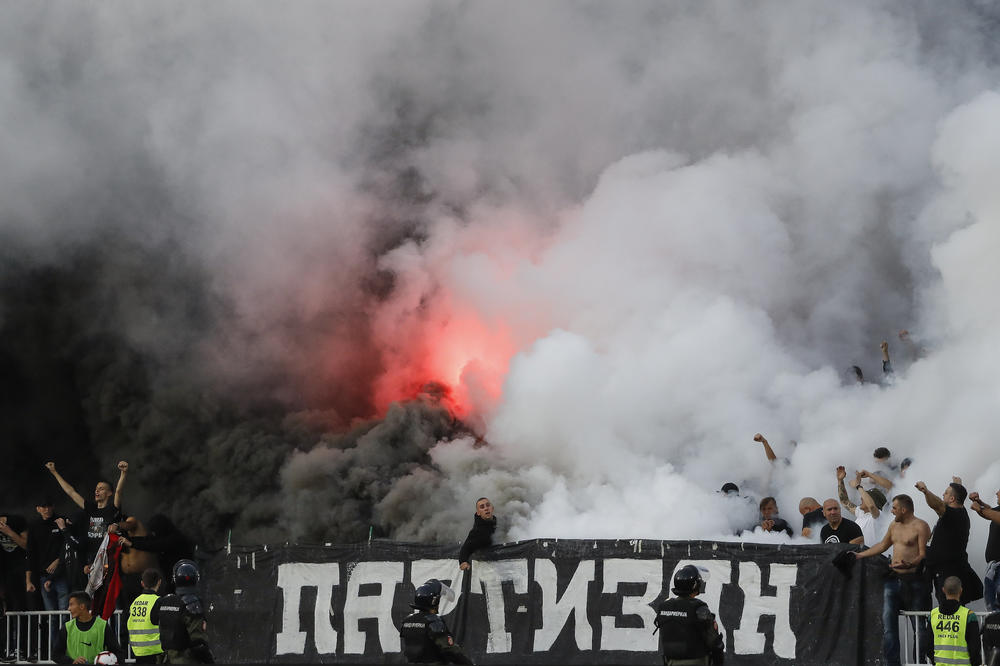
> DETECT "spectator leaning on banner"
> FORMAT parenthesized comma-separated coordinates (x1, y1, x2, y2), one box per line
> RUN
(45, 460, 128, 577)
(851, 493, 932, 666)
(459, 498, 497, 571)
(758, 497, 793, 537)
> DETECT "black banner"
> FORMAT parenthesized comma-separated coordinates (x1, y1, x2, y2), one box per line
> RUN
(202, 539, 883, 664)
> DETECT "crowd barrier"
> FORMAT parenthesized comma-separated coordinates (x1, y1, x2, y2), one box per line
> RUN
(1, 609, 131, 664)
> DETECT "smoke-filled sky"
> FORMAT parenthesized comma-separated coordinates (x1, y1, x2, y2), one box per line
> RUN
(2, 1, 1000, 570)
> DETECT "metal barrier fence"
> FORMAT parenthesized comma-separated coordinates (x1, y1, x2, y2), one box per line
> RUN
(2, 609, 131, 663)
(900, 610, 931, 666)
(0, 607, 957, 665)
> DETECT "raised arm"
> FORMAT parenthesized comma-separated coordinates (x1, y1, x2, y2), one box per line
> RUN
(970, 492, 1000, 524)
(45, 462, 85, 509)
(836, 467, 857, 514)
(114, 460, 128, 509)
(857, 485, 880, 519)
(915, 481, 945, 516)
(753, 433, 777, 462)
(861, 469, 893, 491)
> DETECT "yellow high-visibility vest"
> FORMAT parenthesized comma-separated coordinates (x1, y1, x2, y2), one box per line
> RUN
(128, 592, 163, 656)
(930, 604, 972, 666)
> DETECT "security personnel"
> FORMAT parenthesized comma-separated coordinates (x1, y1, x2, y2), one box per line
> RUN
(982, 610, 1000, 666)
(930, 576, 982, 666)
(128, 568, 165, 663)
(399, 579, 474, 664)
(156, 559, 214, 663)
(654, 565, 725, 666)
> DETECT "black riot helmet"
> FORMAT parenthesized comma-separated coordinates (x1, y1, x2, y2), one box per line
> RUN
(412, 579, 443, 611)
(672, 565, 707, 596)
(172, 559, 200, 588)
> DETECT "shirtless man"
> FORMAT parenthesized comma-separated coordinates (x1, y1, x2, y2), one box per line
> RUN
(853, 494, 932, 666)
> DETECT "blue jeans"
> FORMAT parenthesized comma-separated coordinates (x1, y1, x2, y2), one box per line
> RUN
(882, 575, 931, 666)
(39, 573, 70, 656)
(985, 560, 1000, 613)
(39, 573, 70, 611)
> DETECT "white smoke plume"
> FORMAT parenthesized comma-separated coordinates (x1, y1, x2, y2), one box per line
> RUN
(2, 1, 999, 575)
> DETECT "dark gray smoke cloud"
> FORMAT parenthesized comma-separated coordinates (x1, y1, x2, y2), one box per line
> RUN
(3, 2, 1000, 561)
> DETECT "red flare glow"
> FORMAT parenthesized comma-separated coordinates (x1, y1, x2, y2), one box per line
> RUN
(373, 310, 516, 421)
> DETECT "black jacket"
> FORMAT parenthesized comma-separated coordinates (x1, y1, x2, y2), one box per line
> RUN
(25, 517, 65, 580)
(459, 515, 496, 564)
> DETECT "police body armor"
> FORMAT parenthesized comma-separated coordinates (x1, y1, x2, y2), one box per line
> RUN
(400, 610, 453, 663)
(159, 589, 214, 663)
(159, 593, 194, 651)
(983, 611, 1000, 666)
(655, 597, 714, 661)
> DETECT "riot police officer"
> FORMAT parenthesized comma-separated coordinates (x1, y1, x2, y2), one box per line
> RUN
(399, 579, 474, 664)
(654, 565, 725, 666)
(156, 559, 214, 663)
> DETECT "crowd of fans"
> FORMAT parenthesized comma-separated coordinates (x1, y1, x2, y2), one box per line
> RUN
(0, 460, 195, 662)
(2, 337, 997, 664)
(725, 433, 999, 666)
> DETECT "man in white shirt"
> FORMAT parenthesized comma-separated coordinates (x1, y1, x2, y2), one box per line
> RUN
(837, 466, 889, 546)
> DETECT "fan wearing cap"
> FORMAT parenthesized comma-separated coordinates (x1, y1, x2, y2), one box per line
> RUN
(654, 566, 725, 665)
(25, 496, 71, 616)
(836, 467, 888, 546)
(399, 579, 473, 664)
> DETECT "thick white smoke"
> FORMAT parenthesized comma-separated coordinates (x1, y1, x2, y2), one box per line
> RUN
(359, 2, 1000, 571)
(2, 1, 999, 572)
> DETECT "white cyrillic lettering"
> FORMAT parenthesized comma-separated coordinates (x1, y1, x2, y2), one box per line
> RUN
(275, 563, 340, 655)
(410, 559, 465, 617)
(343, 561, 405, 654)
(600, 559, 660, 651)
(733, 562, 796, 658)
(533, 559, 595, 652)
(471, 559, 530, 653)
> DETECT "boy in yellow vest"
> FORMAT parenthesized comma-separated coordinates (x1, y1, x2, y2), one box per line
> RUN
(931, 576, 982, 666)
(128, 568, 165, 663)
(53, 590, 124, 664)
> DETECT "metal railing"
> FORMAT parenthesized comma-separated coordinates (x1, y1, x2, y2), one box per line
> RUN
(2, 609, 132, 663)
(900, 610, 931, 666)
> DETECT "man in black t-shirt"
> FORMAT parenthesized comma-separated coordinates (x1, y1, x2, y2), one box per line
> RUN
(970, 489, 1000, 613)
(917, 478, 982, 606)
(45, 461, 128, 575)
(819, 498, 864, 544)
